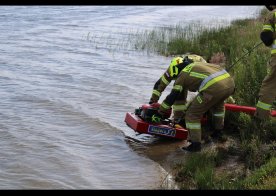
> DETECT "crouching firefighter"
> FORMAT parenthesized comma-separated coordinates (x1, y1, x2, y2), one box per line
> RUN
(149, 54, 207, 126)
(156, 57, 235, 152)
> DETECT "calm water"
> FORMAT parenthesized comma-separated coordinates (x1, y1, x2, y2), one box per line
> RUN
(0, 6, 261, 189)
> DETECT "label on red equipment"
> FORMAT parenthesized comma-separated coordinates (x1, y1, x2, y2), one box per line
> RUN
(148, 125, 176, 137)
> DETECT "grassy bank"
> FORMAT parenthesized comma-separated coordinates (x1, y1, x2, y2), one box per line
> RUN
(132, 8, 276, 189)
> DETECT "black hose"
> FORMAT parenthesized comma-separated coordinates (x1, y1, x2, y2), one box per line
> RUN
(226, 41, 263, 72)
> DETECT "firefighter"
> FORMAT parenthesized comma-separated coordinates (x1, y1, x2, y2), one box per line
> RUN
(157, 57, 235, 152)
(149, 54, 207, 125)
(255, 5, 276, 121)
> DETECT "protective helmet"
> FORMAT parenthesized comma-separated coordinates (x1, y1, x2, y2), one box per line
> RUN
(169, 56, 184, 77)
(184, 54, 207, 64)
(169, 54, 206, 77)
(265, 5, 276, 11)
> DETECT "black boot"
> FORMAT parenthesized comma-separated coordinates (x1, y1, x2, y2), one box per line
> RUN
(210, 129, 227, 142)
(203, 135, 212, 144)
(181, 141, 201, 152)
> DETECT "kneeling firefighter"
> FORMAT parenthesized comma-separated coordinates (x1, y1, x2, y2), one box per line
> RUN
(157, 56, 235, 152)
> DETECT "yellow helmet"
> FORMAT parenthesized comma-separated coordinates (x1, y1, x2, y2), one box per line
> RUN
(169, 54, 206, 77)
(169, 56, 184, 77)
(184, 54, 207, 63)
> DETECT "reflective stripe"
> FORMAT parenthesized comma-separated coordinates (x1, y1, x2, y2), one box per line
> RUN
(153, 90, 161, 97)
(186, 122, 201, 130)
(256, 101, 272, 111)
(183, 63, 196, 73)
(199, 71, 230, 92)
(197, 96, 202, 104)
(161, 75, 169, 86)
(170, 64, 179, 77)
(161, 102, 171, 110)
(213, 112, 225, 117)
(173, 85, 183, 92)
(172, 104, 187, 111)
(263, 24, 273, 31)
(161, 75, 169, 85)
(189, 72, 208, 79)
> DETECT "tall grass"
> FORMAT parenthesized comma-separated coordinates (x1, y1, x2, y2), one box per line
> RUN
(132, 17, 271, 106)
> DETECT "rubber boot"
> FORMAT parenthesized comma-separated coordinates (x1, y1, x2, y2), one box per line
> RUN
(181, 141, 201, 152)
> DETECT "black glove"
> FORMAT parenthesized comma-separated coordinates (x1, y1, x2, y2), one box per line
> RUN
(260, 31, 274, 46)
(149, 98, 157, 104)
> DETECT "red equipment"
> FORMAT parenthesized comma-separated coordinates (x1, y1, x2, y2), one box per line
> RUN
(224, 103, 276, 117)
(124, 103, 276, 140)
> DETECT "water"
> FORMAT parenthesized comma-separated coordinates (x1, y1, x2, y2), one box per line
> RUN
(0, 6, 261, 189)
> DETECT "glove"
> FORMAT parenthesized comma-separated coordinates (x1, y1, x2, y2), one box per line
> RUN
(159, 109, 168, 119)
(260, 31, 274, 46)
(149, 98, 157, 104)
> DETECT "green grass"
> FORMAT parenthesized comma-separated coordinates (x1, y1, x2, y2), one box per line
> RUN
(233, 157, 276, 189)
(174, 149, 276, 190)
(175, 152, 216, 189)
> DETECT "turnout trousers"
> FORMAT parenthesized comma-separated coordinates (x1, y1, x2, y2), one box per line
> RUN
(172, 89, 187, 120)
(185, 85, 235, 143)
(256, 55, 276, 119)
